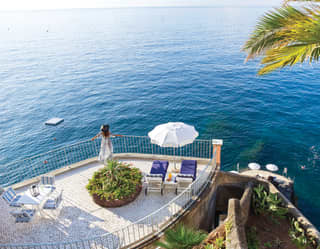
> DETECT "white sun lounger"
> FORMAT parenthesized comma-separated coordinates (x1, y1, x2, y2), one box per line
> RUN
(145, 174, 164, 195)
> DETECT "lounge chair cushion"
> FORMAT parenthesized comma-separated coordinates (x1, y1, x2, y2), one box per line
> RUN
(150, 161, 169, 181)
(146, 174, 163, 178)
(180, 160, 197, 180)
(176, 177, 193, 183)
(176, 174, 194, 179)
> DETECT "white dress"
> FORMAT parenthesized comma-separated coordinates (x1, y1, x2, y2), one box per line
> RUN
(98, 134, 113, 163)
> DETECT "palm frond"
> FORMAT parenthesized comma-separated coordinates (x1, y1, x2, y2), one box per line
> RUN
(285, 0, 320, 2)
(156, 224, 207, 249)
(243, 5, 320, 75)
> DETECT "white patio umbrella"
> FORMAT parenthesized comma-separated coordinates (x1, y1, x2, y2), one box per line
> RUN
(248, 162, 261, 170)
(148, 122, 199, 168)
(266, 164, 279, 172)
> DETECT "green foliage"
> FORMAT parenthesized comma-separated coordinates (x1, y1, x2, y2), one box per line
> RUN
(225, 219, 232, 236)
(246, 226, 259, 249)
(86, 160, 142, 200)
(243, 3, 320, 75)
(156, 224, 207, 249)
(273, 238, 284, 248)
(289, 218, 309, 249)
(263, 238, 283, 249)
(253, 184, 268, 215)
(203, 237, 225, 249)
(253, 184, 288, 223)
(263, 241, 272, 248)
(204, 245, 214, 249)
(213, 237, 225, 249)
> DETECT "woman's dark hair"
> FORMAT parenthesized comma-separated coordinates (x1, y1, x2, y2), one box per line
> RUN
(101, 124, 110, 137)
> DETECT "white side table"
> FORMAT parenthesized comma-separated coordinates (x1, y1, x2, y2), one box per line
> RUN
(163, 173, 177, 192)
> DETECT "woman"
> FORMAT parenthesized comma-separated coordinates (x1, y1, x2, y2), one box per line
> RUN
(92, 124, 123, 163)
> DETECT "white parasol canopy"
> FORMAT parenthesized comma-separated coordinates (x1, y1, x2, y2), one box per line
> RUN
(148, 122, 199, 169)
(266, 164, 279, 172)
(248, 162, 261, 170)
(148, 122, 199, 147)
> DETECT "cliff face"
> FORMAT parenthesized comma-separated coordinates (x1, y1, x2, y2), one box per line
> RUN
(142, 170, 320, 249)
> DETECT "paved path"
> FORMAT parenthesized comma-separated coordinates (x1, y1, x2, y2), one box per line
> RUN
(0, 159, 206, 244)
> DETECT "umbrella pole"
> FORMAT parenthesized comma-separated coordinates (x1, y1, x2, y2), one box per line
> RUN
(174, 147, 176, 169)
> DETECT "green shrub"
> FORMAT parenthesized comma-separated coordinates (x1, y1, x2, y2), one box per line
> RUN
(204, 245, 214, 249)
(225, 219, 232, 236)
(86, 160, 142, 200)
(253, 184, 268, 214)
(203, 237, 225, 249)
(289, 218, 309, 249)
(253, 184, 288, 223)
(156, 224, 207, 249)
(263, 241, 272, 248)
(213, 237, 225, 249)
(246, 226, 259, 249)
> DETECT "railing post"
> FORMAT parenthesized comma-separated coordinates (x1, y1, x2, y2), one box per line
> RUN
(212, 139, 223, 168)
(63, 148, 70, 168)
(151, 143, 153, 155)
(28, 158, 36, 179)
(124, 136, 128, 153)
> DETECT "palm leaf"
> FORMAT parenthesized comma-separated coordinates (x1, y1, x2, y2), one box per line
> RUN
(285, 0, 320, 2)
(156, 224, 207, 249)
(243, 5, 320, 75)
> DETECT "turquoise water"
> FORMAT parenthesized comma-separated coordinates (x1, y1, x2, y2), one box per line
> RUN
(1, 7, 320, 227)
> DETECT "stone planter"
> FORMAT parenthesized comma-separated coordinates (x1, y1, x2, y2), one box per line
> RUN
(92, 185, 142, 208)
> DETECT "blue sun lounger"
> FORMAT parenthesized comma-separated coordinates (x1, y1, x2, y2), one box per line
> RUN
(150, 160, 169, 181)
(145, 160, 169, 195)
(179, 160, 197, 180)
(175, 160, 197, 194)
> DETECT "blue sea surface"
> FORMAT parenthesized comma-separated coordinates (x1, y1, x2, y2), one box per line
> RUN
(1, 7, 320, 228)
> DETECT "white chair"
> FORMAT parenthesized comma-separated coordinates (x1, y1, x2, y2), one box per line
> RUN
(145, 174, 164, 195)
(43, 190, 63, 209)
(39, 175, 56, 191)
(1, 187, 22, 207)
(10, 209, 35, 223)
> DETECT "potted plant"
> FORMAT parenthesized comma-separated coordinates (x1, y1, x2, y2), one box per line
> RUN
(86, 160, 143, 207)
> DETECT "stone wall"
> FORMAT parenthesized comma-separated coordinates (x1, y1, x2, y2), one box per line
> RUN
(224, 182, 253, 249)
(225, 199, 248, 249)
(180, 171, 255, 231)
(141, 171, 320, 248)
(220, 172, 320, 248)
(180, 165, 221, 230)
(239, 182, 253, 225)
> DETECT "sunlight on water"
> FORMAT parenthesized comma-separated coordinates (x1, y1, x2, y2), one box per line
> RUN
(1, 7, 320, 227)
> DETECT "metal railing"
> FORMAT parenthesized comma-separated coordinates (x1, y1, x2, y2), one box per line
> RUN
(0, 135, 213, 187)
(0, 136, 217, 249)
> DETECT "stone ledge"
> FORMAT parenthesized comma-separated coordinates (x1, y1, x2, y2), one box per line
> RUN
(226, 198, 248, 249)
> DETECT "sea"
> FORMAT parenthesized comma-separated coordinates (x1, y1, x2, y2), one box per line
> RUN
(1, 7, 320, 228)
